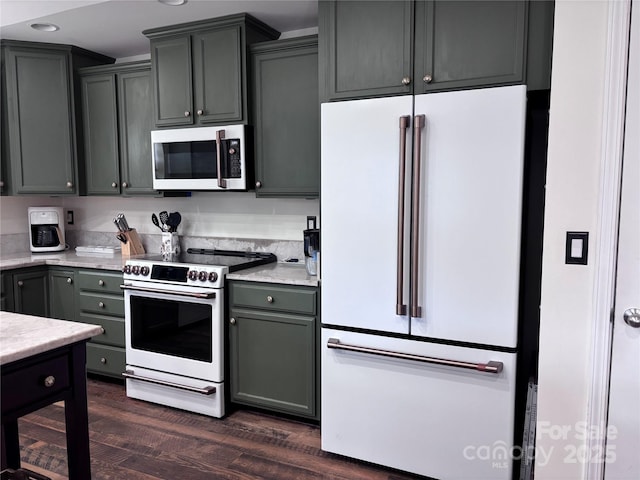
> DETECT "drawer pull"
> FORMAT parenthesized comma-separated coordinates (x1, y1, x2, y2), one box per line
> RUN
(98, 280, 105, 286)
(327, 338, 503, 374)
(122, 370, 217, 395)
(100, 327, 106, 334)
(266, 295, 274, 303)
(100, 357, 107, 364)
(67, 277, 73, 284)
(98, 301, 105, 308)
(43, 375, 56, 387)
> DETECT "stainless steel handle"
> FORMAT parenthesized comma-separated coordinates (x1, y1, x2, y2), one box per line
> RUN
(266, 295, 274, 303)
(623, 308, 640, 328)
(401, 76, 411, 85)
(410, 115, 425, 318)
(111, 182, 117, 188)
(122, 370, 217, 395)
(423, 74, 433, 84)
(396, 116, 410, 316)
(66, 181, 73, 188)
(327, 338, 503, 374)
(230, 317, 236, 325)
(216, 129, 227, 189)
(255, 181, 262, 188)
(120, 284, 216, 299)
(66, 277, 73, 284)
(100, 357, 107, 364)
(98, 280, 105, 286)
(98, 301, 105, 308)
(197, 109, 204, 116)
(43, 375, 56, 387)
(184, 111, 190, 117)
(122, 181, 129, 188)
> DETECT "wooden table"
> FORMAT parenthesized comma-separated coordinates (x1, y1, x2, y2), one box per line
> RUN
(0, 313, 102, 479)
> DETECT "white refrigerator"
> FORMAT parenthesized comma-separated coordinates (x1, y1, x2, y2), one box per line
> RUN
(320, 85, 527, 480)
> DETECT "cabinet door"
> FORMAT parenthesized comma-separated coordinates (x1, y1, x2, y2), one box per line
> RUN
(49, 269, 75, 321)
(5, 48, 77, 194)
(1, 272, 14, 312)
(252, 38, 319, 197)
(319, 0, 413, 101)
(118, 68, 155, 195)
(150, 35, 193, 126)
(229, 309, 316, 418)
(414, 0, 527, 93)
(13, 269, 48, 317)
(81, 74, 120, 195)
(192, 26, 243, 124)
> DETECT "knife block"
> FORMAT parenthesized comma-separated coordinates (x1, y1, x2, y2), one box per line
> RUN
(120, 229, 145, 256)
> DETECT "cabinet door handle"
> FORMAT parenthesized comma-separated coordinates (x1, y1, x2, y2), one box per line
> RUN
(184, 111, 190, 117)
(67, 277, 73, 284)
(255, 181, 262, 188)
(266, 295, 274, 303)
(230, 317, 236, 325)
(197, 109, 204, 116)
(43, 375, 56, 387)
(401, 76, 411, 85)
(98, 301, 105, 308)
(100, 357, 107, 364)
(122, 181, 129, 188)
(423, 74, 433, 84)
(66, 181, 73, 188)
(111, 182, 117, 188)
(17, 280, 24, 287)
(98, 279, 105, 286)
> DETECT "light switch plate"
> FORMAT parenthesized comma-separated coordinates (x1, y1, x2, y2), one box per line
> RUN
(565, 231, 588, 265)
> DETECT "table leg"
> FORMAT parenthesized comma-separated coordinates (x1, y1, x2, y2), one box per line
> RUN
(64, 342, 92, 480)
(1, 419, 20, 469)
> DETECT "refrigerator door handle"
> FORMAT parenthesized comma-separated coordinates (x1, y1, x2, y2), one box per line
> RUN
(327, 338, 503, 374)
(396, 115, 411, 316)
(410, 115, 426, 318)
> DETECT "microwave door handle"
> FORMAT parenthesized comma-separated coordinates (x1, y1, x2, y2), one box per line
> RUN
(216, 130, 227, 188)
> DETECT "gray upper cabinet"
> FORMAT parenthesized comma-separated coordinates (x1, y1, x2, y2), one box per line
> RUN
(0, 40, 113, 195)
(80, 61, 155, 196)
(144, 14, 279, 128)
(320, 0, 544, 101)
(251, 36, 319, 198)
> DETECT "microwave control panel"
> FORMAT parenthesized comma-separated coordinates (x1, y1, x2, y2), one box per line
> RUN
(223, 139, 242, 178)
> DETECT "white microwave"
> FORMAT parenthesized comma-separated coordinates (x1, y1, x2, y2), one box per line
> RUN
(152, 125, 249, 191)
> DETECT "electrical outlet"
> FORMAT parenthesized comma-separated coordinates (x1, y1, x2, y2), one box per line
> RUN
(565, 231, 588, 265)
(67, 210, 74, 225)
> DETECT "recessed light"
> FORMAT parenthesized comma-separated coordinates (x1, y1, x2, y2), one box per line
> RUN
(158, 0, 187, 5)
(30, 23, 60, 32)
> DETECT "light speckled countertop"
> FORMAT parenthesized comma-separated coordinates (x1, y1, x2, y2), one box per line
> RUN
(0, 313, 103, 365)
(0, 251, 319, 287)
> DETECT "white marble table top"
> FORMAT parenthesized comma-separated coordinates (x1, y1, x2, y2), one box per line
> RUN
(0, 313, 102, 365)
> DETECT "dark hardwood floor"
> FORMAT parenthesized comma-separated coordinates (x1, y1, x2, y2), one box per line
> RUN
(16, 377, 424, 480)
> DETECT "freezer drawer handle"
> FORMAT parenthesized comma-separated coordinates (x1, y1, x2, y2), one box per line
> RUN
(122, 370, 217, 395)
(396, 115, 411, 316)
(120, 284, 216, 299)
(410, 115, 426, 318)
(327, 338, 503, 374)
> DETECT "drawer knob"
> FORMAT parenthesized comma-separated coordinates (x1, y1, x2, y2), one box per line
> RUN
(100, 357, 107, 364)
(67, 277, 73, 284)
(184, 111, 191, 117)
(266, 295, 274, 303)
(66, 181, 73, 188)
(100, 327, 106, 334)
(98, 279, 105, 286)
(98, 301, 105, 308)
(43, 375, 56, 388)
(230, 317, 236, 325)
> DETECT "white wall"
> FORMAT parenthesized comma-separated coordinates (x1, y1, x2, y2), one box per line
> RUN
(0, 194, 319, 241)
(536, 1, 610, 478)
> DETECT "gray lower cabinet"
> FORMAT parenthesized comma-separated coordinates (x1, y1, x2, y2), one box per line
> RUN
(319, 0, 549, 101)
(251, 36, 319, 198)
(0, 40, 113, 195)
(144, 14, 279, 127)
(0, 271, 13, 312)
(79, 61, 155, 196)
(49, 268, 76, 321)
(75, 269, 126, 378)
(228, 281, 318, 420)
(11, 268, 49, 317)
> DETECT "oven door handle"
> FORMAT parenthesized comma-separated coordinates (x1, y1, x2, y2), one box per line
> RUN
(122, 370, 217, 395)
(120, 284, 216, 299)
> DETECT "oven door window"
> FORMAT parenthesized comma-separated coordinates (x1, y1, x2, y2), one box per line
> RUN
(130, 295, 212, 362)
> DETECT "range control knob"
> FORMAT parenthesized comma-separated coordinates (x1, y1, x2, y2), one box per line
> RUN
(140, 266, 150, 277)
(122, 265, 131, 274)
(208, 272, 218, 282)
(198, 271, 208, 281)
(131, 265, 140, 275)
(188, 270, 198, 281)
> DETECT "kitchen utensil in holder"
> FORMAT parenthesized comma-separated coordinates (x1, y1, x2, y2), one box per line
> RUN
(120, 229, 145, 256)
(160, 232, 180, 256)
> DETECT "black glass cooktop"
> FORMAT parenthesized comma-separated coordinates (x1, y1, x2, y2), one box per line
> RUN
(144, 249, 277, 272)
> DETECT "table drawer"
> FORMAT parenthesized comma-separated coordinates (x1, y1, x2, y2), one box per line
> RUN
(78, 292, 124, 317)
(230, 283, 317, 315)
(77, 314, 125, 347)
(77, 270, 123, 295)
(1, 353, 70, 413)
(86, 343, 125, 378)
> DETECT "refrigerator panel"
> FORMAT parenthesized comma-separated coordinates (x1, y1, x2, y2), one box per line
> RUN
(411, 85, 526, 348)
(320, 96, 413, 334)
(321, 328, 517, 480)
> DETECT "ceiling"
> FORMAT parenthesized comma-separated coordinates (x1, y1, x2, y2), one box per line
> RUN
(0, 0, 318, 60)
